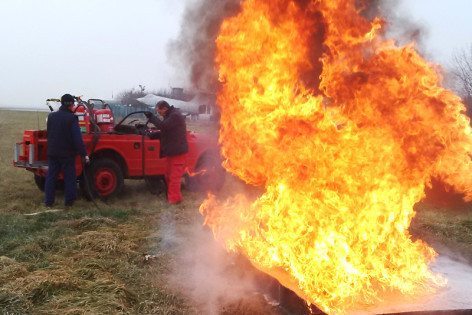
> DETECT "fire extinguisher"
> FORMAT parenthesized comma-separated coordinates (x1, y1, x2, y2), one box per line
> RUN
(73, 103, 91, 133)
(94, 107, 114, 133)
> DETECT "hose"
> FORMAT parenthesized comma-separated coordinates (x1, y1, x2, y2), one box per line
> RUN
(81, 158, 101, 210)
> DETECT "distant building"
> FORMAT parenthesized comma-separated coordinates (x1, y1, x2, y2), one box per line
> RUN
(137, 91, 218, 121)
(171, 87, 184, 99)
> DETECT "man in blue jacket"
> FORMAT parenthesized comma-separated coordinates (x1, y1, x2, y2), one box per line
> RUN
(45, 94, 89, 207)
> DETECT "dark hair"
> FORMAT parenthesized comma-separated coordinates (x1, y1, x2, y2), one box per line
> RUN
(61, 94, 75, 106)
(155, 100, 170, 109)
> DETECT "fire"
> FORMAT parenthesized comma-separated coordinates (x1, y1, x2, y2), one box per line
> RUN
(200, 0, 472, 313)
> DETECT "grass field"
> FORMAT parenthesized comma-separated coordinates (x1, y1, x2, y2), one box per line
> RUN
(0, 110, 206, 314)
(0, 110, 275, 314)
(0, 109, 471, 314)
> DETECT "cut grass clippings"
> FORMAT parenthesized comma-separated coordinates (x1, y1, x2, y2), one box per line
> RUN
(0, 205, 192, 314)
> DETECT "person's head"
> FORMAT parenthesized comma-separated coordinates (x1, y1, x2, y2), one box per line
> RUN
(60, 94, 75, 111)
(155, 100, 171, 117)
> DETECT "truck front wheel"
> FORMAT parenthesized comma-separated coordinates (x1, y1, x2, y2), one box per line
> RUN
(186, 152, 226, 193)
(145, 176, 166, 195)
(83, 158, 124, 199)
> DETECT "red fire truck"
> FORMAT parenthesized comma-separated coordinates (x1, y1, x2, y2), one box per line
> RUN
(13, 97, 225, 199)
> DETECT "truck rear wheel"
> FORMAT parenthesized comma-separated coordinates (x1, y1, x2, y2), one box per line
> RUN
(34, 174, 45, 192)
(34, 175, 64, 191)
(83, 158, 124, 199)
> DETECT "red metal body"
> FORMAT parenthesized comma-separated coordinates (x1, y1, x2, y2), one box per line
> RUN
(13, 105, 221, 198)
(15, 131, 204, 175)
(73, 104, 92, 133)
(93, 108, 114, 132)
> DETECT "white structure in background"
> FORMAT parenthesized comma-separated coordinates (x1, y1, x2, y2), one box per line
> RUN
(137, 93, 215, 120)
(46, 100, 62, 112)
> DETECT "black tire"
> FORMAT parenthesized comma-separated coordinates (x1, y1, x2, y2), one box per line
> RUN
(79, 176, 92, 201)
(34, 174, 45, 192)
(34, 174, 64, 191)
(145, 176, 166, 195)
(186, 152, 226, 193)
(83, 158, 124, 199)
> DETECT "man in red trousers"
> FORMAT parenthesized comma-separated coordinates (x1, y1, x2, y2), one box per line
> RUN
(145, 100, 188, 204)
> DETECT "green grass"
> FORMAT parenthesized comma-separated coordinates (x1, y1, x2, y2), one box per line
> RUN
(0, 110, 274, 314)
(0, 110, 205, 314)
(1, 109, 471, 314)
(411, 202, 472, 262)
(0, 110, 49, 213)
(0, 202, 193, 313)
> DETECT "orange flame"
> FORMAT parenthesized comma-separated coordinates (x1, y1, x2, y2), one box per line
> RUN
(200, 0, 472, 313)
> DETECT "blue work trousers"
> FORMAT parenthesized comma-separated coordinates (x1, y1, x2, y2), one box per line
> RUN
(44, 156, 77, 206)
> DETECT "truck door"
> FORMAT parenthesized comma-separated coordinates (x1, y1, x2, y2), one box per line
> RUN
(143, 132, 166, 176)
(111, 112, 149, 177)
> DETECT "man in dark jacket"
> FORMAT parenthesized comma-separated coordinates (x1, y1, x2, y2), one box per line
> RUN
(145, 100, 188, 204)
(45, 94, 89, 207)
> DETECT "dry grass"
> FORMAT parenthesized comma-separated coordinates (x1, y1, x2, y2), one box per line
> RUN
(0, 110, 48, 213)
(412, 202, 472, 263)
(0, 110, 208, 314)
(0, 110, 276, 314)
(0, 201, 193, 313)
(1, 109, 471, 314)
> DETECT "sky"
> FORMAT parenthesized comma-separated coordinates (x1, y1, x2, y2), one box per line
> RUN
(397, 0, 472, 64)
(0, 0, 188, 108)
(0, 0, 471, 108)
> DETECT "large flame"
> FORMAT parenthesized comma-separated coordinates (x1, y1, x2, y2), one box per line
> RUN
(200, 0, 472, 313)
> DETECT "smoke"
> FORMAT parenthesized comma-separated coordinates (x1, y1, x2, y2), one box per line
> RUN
(167, 0, 241, 93)
(158, 208, 259, 314)
(168, 0, 429, 96)
(352, 0, 429, 61)
(363, 0, 428, 53)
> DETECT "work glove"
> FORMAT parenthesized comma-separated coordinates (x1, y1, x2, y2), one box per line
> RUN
(144, 112, 154, 119)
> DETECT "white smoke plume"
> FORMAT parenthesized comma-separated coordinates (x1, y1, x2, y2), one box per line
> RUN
(158, 207, 261, 314)
(167, 0, 241, 92)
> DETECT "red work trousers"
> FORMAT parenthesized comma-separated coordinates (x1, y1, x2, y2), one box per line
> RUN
(165, 154, 187, 204)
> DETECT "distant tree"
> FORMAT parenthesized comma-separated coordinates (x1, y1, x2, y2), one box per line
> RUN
(116, 87, 147, 108)
(451, 45, 472, 116)
(155, 88, 173, 99)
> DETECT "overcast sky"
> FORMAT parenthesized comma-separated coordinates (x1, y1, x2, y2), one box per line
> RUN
(0, 0, 471, 108)
(0, 0, 188, 108)
(397, 0, 472, 64)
